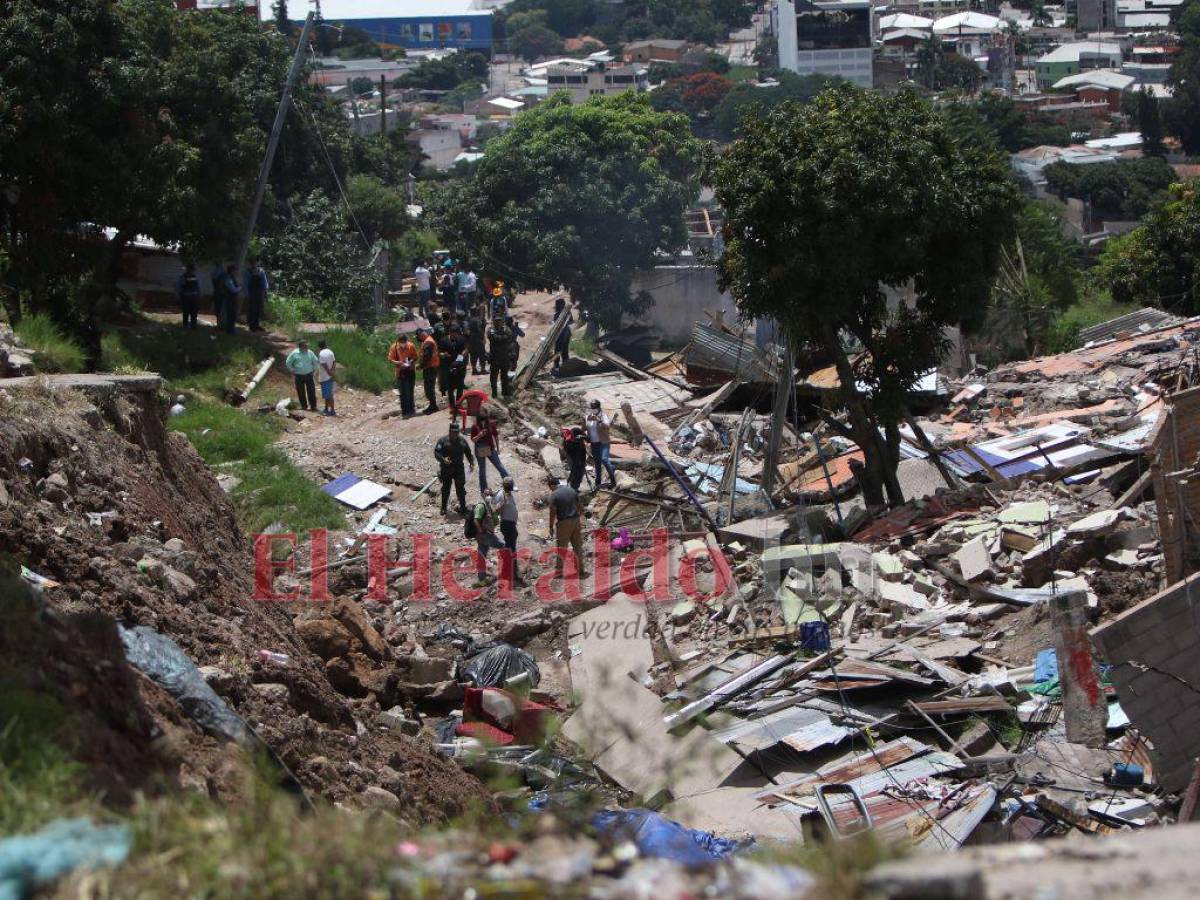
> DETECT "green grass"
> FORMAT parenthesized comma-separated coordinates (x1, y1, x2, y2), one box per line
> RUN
(313, 329, 396, 394)
(728, 65, 759, 83)
(1045, 293, 1140, 354)
(569, 332, 596, 359)
(14, 314, 86, 373)
(172, 401, 345, 534)
(101, 323, 271, 398)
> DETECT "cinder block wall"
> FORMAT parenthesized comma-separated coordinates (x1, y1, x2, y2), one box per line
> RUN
(1154, 385, 1200, 583)
(1091, 573, 1200, 792)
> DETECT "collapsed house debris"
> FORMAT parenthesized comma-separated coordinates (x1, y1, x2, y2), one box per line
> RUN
(493, 308, 1200, 853)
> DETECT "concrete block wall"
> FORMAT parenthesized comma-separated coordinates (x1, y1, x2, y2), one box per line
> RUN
(1091, 572, 1200, 792)
(1154, 385, 1200, 583)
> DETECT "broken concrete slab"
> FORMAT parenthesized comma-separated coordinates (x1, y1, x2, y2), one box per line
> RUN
(997, 501, 1051, 525)
(761, 543, 844, 574)
(1020, 529, 1069, 587)
(1067, 508, 1128, 538)
(955, 535, 994, 582)
(877, 580, 930, 614)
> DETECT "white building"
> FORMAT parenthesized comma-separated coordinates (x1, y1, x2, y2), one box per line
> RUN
(540, 51, 649, 104)
(775, 0, 874, 88)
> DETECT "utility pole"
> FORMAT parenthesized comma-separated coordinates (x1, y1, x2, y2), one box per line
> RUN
(379, 74, 387, 135)
(236, 11, 315, 283)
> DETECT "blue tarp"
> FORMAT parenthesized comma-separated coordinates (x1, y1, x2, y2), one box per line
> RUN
(1034, 647, 1058, 683)
(0, 818, 131, 900)
(592, 809, 747, 867)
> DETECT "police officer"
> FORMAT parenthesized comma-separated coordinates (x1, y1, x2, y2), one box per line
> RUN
(488, 313, 515, 398)
(176, 263, 202, 329)
(434, 422, 474, 516)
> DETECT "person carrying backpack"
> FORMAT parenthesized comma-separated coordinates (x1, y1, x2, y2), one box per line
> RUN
(467, 493, 505, 587)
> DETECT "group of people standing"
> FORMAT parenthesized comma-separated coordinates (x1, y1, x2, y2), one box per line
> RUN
(413, 260, 515, 320)
(388, 266, 535, 419)
(284, 339, 338, 416)
(176, 260, 270, 334)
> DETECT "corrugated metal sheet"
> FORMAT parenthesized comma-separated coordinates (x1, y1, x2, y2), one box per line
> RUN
(684, 321, 779, 386)
(1078, 307, 1183, 345)
(708, 706, 852, 753)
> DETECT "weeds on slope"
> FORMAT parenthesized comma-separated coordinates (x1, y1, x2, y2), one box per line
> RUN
(14, 314, 86, 374)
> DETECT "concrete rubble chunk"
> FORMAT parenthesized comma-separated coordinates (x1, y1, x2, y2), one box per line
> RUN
(1067, 508, 1127, 537)
(761, 542, 845, 573)
(251, 682, 289, 701)
(362, 785, 402, 811)
(997, 500, 1051, 525)
(877, 580, 930, 614)
(1020, 529, 1070, 587)
(162, 566, 197, 601)
(955, 535, 994, 582)
(872, 551, 905, 582)
(378, 706, 421, 737)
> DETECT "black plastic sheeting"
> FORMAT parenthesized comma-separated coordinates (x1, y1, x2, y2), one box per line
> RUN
(117, 624, 246, 742)
(461, 642, 541, 689)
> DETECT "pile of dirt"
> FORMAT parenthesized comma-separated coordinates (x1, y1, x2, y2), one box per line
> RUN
(0, 379, 491, 822)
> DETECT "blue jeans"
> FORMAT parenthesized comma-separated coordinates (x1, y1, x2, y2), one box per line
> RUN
(477, 449, 509, 493)
(591, 442, 616, 486)
(418, 288, 431, 319)
(476, 531, 504, 575)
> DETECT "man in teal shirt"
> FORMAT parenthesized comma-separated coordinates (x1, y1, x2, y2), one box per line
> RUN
(285, 340, 319, 411)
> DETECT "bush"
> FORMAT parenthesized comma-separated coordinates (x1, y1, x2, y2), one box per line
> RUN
(14, 314, 86, 373)
(314, 329, 396, 394)
(1045, 293, 1139, 354)
(267, 295, 344, 339)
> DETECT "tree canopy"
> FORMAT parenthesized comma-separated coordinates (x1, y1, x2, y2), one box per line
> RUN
(1165, 0, 1200, 154)
(1098, 183, 1200, 313)
(943, 93, 1071, 152)
(0, 0, 404, 354)
(509, 23, 564, 62)
(1043, 157, 1177, 221)
(426, 92, 702, 327)
(707, 85, 1020, 506)
(396, 52, 488, 91)
(711, 71, 841, 140)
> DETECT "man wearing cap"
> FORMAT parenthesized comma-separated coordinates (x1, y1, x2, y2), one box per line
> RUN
(471, 491, 505, 587)
(446, 322, 468, 413)
(546, 472, 586, 579)
(585, 400, 617, 489)
(488, 313, 515, 398)
(434, 422, 474, 516)
(563, 425, 588, 491)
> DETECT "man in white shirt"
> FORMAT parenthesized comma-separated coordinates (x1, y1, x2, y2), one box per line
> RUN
(414, 262, 432, 319)
(317, 339, 337, 418)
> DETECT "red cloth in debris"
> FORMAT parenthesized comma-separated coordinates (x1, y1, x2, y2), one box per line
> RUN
(462, 687, 555, 745)
(454, 720, 515, 746)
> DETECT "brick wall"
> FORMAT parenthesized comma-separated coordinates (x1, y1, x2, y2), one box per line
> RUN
(1153, 385, 1200, 583)
(1091, 573, 1200, 791)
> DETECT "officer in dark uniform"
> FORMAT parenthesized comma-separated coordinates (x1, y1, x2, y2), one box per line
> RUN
(176, 263, 202, 329)
(434, 422, 474, 516)
(488, 314, 515, 398)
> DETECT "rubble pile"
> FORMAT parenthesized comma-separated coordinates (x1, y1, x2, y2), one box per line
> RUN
(0, 322, 34, 378)
(0, 377, 492, 822)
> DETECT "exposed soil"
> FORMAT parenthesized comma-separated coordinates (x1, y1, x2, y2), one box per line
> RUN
(0, 379, 491, 823)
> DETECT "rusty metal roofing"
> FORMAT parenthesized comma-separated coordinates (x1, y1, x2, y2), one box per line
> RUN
(708, 706, 852, 754)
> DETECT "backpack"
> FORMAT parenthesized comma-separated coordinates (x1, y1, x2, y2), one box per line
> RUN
(463, 509, 480, 539)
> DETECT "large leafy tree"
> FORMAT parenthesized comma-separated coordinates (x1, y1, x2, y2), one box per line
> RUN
(1098, 183, 1200, 313)
(427, 93, 701, 327)
(707, 85, 1020, 506)
(1165, 0, 1200, 154)
(1043, 157, 1176, 220)
(509, 23, 564, 62)
(0, 0, 358, 357)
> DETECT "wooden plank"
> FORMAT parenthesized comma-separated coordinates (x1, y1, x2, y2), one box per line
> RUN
(1112, 467, 1153, 510)
(515, 307, 571, 392)
(911, 696, 1012, 716)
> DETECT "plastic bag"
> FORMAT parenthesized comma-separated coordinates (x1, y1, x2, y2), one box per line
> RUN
(117, 624, 246, 742)
(461, 641, 540, 688)
(592, 808, 747, 867)
(0, 818, 131, 898)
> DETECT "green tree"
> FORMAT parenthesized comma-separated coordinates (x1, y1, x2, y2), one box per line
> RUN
(1043, 158, 1177, 220)
(1098, 183, 1200, 312)
(346, 175, 410, 244)
(711, 71, 839, 140)
(503, 9, 550, 36)
(273, 0, 290, 35)
(426, 93, 701, 327)
(259, 190, 380, 319)
(1165, 0, 1200, 154)
(397, 52, 488, 90)
(706, 86, 1020, 506)
(349, 76, 375, 97)
(651, 72, 735, 122)
(1135, 88, 1166, 157)
(510, 23, 564, 61)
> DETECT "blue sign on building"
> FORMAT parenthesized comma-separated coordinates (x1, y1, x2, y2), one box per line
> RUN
(310, 1, 495, 53)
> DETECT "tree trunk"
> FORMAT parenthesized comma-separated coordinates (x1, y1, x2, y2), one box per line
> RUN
(820, 321, 892, 509)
